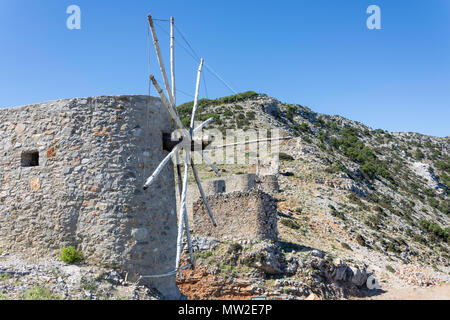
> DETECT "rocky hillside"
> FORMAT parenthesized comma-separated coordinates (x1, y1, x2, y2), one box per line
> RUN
(2, 92, 447, 300)
(177, 92, 450, 299)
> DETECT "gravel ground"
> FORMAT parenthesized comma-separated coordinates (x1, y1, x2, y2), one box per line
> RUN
(367, 284, 450, 300)
(0, 251, 160, 300)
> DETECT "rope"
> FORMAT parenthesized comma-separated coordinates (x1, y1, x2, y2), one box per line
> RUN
(176, 89, 195, 99)
(204, 63, 238, 94)
(174, 25, 201, 61)
(157, 20, 238, 96)
(155, 21, 199, 63)
(174, 25, 238, 94)
(140, 264, 192, 278)
(202, 70, 209, 99)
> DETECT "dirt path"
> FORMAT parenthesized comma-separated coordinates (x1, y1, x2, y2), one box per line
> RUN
(367, 284, 450, 300)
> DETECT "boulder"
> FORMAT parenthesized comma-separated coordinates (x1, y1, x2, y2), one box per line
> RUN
(242, 242, 284, 274)
(351, 268, 368, 287)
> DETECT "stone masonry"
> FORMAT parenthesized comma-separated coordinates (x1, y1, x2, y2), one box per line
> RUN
(0, 95, 182, 299)
(181, 174, 279, 222)
(192, 189, 278, 242)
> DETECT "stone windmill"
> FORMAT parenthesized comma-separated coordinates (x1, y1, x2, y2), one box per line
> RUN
(143, 14, 219, 272)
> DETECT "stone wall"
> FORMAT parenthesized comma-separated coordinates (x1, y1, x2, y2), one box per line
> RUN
(0, 95, 181, 299)
(224, 174, 258, 193)
(179, 174, 279, 221)
(192, 189, 278, 242)
(182, 179, 226, 221)
(258, 175, 280, 194)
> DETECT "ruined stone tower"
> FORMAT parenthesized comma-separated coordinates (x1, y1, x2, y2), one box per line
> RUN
(0, 95, 181, 299)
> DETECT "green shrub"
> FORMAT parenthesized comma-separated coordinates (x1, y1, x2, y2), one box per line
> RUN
(341, 243, 352, 251)
(181, 117, 190, 127)
(195, 251, 213, 260)
(313, 117, 325, 127)
(285, 105, 298, 120)
(279, 153, 294, 162)
(280, 219, 301, 230)
(329, 205, 346, 220)
(223, 110, 233, 117)
(23, 286, 61, 300)
(227, 243, 243, 254)
(440, 173, 450, 188)
(356, 235, 367, 247)
(0, 273, 11, 281)
(428, 197, 439, 208)
(216, 91, 259, 104)
(59, 246, 83, 264)
(178, 92, 259, 114)
(0, 291, 8, 301)
(386, 265, 396, 274)
(299, 123, 310, 132)
(414, 149, 425, 160)
(419, 219, 449, 243)
(435, 160, 450, 172)
(330, 127, 392, 181)
(327, 163, 352, 177)
(246, 111, 256, 120)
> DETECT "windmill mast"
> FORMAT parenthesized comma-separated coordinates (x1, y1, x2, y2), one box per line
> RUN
(144, 13, 223, 277)
(148, 14, 176, 107)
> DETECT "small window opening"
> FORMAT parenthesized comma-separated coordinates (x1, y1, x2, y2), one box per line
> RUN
(162, 132, 182, 152)
(21, 151, 39, 167)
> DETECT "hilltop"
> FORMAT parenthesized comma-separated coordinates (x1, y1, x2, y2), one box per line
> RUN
(177, 92, 450, 299)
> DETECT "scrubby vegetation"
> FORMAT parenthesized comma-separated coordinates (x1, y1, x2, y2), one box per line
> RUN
(177, 91, 260, 127)
(419, 219, 449, 243)
(386, 265, 396, 274)
(280, 218, 301, 230)
(341, 243, 353, 251)
(59, 246, 83, 264)
(328, 127, 392, 181)
(0, 291, 8, 300)
(23, 286, 61, 300)
(279, 153, 294, 162)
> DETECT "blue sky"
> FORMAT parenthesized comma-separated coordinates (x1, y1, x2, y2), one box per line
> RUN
(0, 0, 449, 137)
